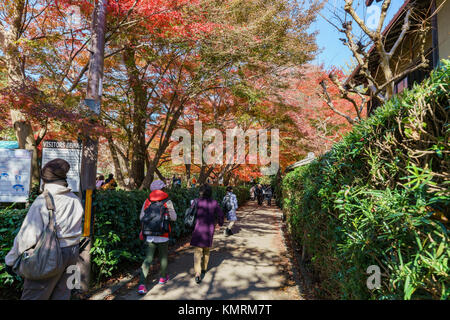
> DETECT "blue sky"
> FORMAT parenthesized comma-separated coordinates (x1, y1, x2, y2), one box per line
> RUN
(309, 0, 404, 71)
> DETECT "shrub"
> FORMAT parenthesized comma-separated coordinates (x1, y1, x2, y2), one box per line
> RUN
(282, 60, 449, 299)
(90, 189, 148, 283)
(0, 207, 27, 298)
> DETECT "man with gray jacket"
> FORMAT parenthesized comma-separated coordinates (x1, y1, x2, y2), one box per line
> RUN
(5, 159, 84, 300)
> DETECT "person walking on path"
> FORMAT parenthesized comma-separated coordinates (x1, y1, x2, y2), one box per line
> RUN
(172, 175, 182, 188)
(137, 180, 177, 295)
(223, 186, 238, 236)
(102, 173, 117, 190)
(249, 185, 256, 201)
(96, 175, 105, 189)
(190, 184, 224, 284)
(255, 184, 264, 206)
(264, 185, 273, 206)
(5, 159, 84, 300)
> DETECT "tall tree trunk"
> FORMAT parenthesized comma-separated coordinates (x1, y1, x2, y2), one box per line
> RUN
(139, 104, 184, 190)
(224, 172, 232, 186)
(198, 164, 215, 185)
(185, 163, 191, 185)
(5, 0, 41, 185)
(154, 167, 166, 181)
(130, 133, 146, 188)
(106, 134, 129, 189)
(10, 111, 40, 184)
(123, 46, 147, 188)
(198, 164, 206, 184)
(379, 50, 395, 100)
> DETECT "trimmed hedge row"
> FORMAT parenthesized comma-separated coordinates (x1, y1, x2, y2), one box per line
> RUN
(0, 207, 27, 298)
(282, 60, 449, 299)
(1, 185, 249, 297)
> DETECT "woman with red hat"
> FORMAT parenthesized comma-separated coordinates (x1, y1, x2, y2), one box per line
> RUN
(137, 179, 177, 295)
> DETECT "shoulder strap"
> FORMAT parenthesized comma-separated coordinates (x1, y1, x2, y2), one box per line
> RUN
(148, 197, 169, 206)
(43, 190, 55, 211)
(42, 190, 56, 230)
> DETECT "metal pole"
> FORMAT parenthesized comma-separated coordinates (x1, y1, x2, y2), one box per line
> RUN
(78, 0, 108, 292)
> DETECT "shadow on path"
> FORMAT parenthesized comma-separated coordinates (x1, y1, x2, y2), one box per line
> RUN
(114, 202, 302, 300)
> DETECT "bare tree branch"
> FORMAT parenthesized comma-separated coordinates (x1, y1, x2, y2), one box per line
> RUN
(319, 80, 355, 125)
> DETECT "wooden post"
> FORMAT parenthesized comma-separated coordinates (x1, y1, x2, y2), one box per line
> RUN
(78, 0, 108, 292)
(431, 0, 440, 68)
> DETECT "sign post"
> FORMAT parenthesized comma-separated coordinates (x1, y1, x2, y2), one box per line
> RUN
(0, 149, 32, 203)
(78, 0, 108, 292)
(41, 140, 82, 192)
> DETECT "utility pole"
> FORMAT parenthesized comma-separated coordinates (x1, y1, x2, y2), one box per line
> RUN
(78, 0, 108, 292)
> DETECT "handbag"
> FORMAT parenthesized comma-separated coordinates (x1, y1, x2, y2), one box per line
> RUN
(184, 199, 198, 229)
(13, 190, 63, 280)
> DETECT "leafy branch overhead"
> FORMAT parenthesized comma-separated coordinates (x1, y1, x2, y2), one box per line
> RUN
(0, 0, 323, 187)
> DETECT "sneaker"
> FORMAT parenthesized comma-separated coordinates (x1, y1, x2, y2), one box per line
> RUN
(137, 284, 147, 295)
(226, 228, 233, 236)
(159, 275, 169, 284)
(195, 276, 201, 284)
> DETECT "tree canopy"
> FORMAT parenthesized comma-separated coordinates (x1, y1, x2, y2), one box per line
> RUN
(0, 0, 352, 187)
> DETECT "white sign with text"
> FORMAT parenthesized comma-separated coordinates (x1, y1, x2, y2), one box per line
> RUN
(41, 140, 82, 192)
(0, 149, 32, 203)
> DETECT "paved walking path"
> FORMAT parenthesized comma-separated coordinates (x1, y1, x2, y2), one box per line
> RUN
(113, 202, 303, 300)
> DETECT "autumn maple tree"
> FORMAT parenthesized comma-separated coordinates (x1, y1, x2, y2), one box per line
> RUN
(95, 0, 323, 188)
(1, 0, 325, 188)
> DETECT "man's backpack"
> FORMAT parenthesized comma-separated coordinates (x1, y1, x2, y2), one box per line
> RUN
(141, 199, 170, 236)
(255, 187, 262, 196)
(13, 190, 64, 280)
(101, 178, 116, 190)
(222, 194, 233, 212)
(184, 199, 198, 230)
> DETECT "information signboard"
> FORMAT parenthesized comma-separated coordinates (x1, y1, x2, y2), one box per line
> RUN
(41, 140, 82, 192)
(0, 141, 19, 149)
(0, 149, 32, 202)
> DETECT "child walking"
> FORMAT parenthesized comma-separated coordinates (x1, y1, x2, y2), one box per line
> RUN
(223, 186, 238, 236)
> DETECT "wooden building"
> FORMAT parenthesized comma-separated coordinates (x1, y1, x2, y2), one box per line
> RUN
(348, 0, 449, 114)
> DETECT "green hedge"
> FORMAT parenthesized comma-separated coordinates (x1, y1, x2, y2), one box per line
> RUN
(0, 207, 27, 298)
(1, 185, 249, 297)
(282, 60, 449, 300)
